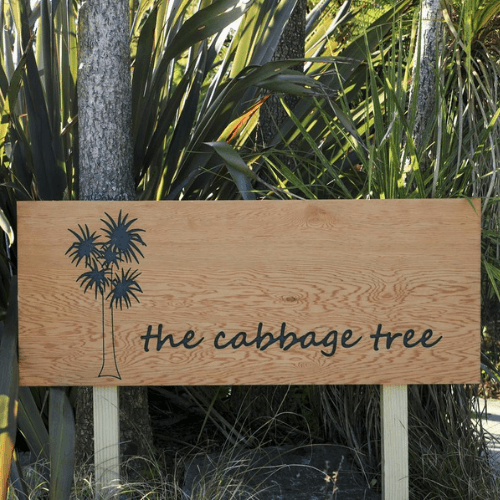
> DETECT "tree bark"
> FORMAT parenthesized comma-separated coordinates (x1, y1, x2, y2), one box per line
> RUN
(75, 0, 153, 469)
(257, 0, 306, 147)
(408, 0, 443, 173)
(78, 0, 135, 200)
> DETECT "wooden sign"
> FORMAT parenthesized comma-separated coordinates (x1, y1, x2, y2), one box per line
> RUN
(17, 200, 480, 386)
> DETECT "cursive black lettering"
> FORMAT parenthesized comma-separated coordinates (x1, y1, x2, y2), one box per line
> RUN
(320, 330, 338, 357)
(403, 329, 417, 347)
(279, 322, 299, 350)
(371, 324, 441, 350)
(230, 331, 252, 349)
(341, 329, 362, 348)
(370, 324, 403, 350)
(250, 323, 278, 350)
(214, 330, 229, 349)
(212, 323, 363, 357)
(183, 330, 204, 349)
(141, 324, 204, 352)
(421, 329, 442, 348)
(299, 331, 319, 349)
(141, 324, 157, 352)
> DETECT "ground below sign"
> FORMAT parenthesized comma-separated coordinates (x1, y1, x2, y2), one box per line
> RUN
(18, 200, 480, 386)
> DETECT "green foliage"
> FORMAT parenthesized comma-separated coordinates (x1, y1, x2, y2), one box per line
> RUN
(0, 282, 17, 500)
(408, 386, 496, 500)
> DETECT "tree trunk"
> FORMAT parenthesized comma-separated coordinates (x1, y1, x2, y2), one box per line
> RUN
(75, 0, 153, 468)
(408, 0, 443, 174)
(257, 0, 306, 148)
(78, 1, 135, 200)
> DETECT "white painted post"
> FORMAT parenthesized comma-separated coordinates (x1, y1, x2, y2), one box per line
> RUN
(93, 387, 120, 498)
(381, 385, 409, 500)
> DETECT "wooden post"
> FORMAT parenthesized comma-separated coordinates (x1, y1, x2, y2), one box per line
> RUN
(381, 385, 409, 500)
(93, 387, 120, 498)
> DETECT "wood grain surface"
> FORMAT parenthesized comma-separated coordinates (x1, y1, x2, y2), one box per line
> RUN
(17, 200, 481, 386)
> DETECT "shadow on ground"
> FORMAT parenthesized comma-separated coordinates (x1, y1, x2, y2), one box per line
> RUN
(183, 444, 380, 500)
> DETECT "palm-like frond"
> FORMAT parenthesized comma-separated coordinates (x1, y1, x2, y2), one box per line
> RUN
(76, 262, 110, 299)
(101, 211, 146, 264)
(101, 246, 122, 268)
(107, 268, 143, 310)
(65, 224, 102, 267)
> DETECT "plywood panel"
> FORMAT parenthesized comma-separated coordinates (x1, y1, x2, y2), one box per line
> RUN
(17, 200, 480, 386)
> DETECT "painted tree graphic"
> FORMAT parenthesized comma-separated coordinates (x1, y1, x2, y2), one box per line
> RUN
(66, 211, 146, 379)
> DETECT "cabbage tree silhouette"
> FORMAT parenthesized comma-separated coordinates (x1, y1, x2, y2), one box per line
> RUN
(66, 211, 146, 379)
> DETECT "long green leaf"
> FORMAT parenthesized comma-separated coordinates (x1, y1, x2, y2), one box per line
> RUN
(163, 45, 209, 185)
(7, 0, 29, 48)
(8, 455, 28, 500)
(279, 96, 353, 198)
(23, 47, 66, 200)
(130, 0, 156, 57)
(131, 5, 157, 135)
(230, 0, 298, 76)
(165, 0, 251, 62)
(17, 387, 49, 461)
(49, 388, 75, 500)
(147, 0, 251, 106)
(257, 70, 318, 96)
(207, 141, 256, 199)
(0, 208, 13, 247)
(266, 155, 316, 199)
(484, 259, 500, 303)
(0, 279, 17, 500)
